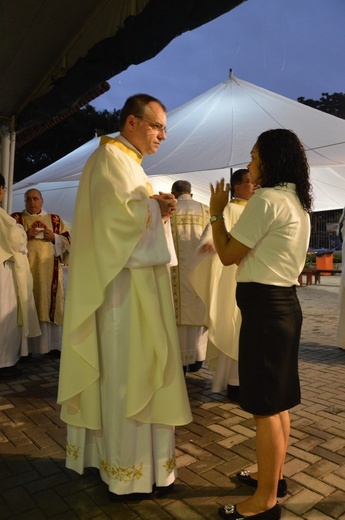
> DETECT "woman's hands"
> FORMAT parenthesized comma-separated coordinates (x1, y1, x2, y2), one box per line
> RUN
(209, 178, 250, 266)
(210, 178, 230, 216)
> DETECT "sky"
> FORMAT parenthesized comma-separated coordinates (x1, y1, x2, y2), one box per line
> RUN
(91, 0, 345, 114)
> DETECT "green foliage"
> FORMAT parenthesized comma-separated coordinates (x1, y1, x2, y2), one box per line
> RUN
(14, 105, 120, 182)
(298, 92, 345, 119)
(305, 253, 316, 267)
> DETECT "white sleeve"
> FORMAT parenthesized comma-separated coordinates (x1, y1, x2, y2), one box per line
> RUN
(53, 234, 67, 257)
(125, 198, 172, 268)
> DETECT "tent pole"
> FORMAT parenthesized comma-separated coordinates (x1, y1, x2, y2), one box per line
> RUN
(7, 117, 16, 215)
(230, 167, 233, 199)
(1, 124, 10, 212)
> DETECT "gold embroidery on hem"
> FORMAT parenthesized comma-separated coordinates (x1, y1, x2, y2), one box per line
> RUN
(163, 455, 176, 472)
(101, 460, 144, 482)
(66, 441, 79, 460)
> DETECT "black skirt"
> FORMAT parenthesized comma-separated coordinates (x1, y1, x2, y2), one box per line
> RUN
(236, 282, 302, 415)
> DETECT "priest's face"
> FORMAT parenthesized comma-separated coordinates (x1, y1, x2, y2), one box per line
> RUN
(234, 172, 255, 200)
(129, 101, 167, 156)
(25, 189, 43, 214)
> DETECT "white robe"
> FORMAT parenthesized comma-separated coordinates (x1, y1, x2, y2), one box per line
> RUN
(170, 194, 209, 366)
(190, 200, 246, 391)
(0, 260, 21, 367)
(58, 137, 192, 495)
(0, 208, 40, 367)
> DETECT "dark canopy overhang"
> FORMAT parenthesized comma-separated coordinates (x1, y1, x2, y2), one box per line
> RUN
(0, 0, 245, 135)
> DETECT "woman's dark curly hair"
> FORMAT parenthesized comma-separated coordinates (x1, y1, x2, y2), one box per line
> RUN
(255, 129, 313, 212)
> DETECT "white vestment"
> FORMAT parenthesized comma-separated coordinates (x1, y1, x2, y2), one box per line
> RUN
(190, 200, 247, 391)
(0, 208, 40, 367)
(11, 209, 70, 354)
(57, 136, 192, 495)
(0, 260, 21, 367)
(170, 194, 209, 366)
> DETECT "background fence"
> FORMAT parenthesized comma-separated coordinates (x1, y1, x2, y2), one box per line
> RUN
(309, 209, 343, 251)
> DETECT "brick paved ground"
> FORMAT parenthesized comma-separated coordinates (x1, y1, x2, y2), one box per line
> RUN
(0, 275, 344, 519)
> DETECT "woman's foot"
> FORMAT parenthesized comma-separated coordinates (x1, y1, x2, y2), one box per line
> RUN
(218, 502, 281, 519)
(235, 470, 287, 498)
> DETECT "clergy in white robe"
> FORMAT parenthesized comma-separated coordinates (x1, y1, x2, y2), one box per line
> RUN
(0, 182, 40, 375)
(170, 181, 210, 372)
(190, 170, 254, 400)
(12, 190, 71, 355)
(57, 95, 192, 498)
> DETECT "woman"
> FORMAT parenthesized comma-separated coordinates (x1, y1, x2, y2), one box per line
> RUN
(210, 129, 312, 519)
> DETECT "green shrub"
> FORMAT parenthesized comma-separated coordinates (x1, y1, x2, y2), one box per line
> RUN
(305, 253, 316, 267)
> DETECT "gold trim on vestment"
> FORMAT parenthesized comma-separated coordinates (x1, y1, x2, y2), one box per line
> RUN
(174, 213, 207, 226)
(230, 199, 247, 206)
(170, 203, 210, 326)
(99, 135, 143, 164)
(66, 441, 79, 460)
(66, 437, 176, 481)
(101, 460, 144, 482)
(163, 455, 176, 472)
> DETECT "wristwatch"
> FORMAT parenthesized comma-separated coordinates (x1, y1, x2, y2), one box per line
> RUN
(210, 215, 224, 224)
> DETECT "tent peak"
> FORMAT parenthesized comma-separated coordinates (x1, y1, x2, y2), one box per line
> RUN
(229, 68, 233, 79)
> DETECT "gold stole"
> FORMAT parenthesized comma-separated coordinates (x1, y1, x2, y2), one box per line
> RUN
(230, 199, 247, 207)
(99, 136, 154, 196)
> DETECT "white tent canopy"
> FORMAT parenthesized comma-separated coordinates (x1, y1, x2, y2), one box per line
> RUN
(12, 74, 345, 223)
(144, 74, 345, 173)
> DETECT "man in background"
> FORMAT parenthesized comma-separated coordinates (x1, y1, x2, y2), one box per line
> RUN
(191, 169, 254, 401)
(12, 189, 70, 356)
(171, 180, 210, 373)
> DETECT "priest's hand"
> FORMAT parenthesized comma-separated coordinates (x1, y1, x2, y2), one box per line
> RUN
(151, 192, 177, 220)
(27, 222, 46, 239)
(42, 228, 55, 243)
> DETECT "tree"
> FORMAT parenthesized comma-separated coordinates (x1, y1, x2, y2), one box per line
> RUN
(298, 92, 345, 249)
(14, 105, 120, 182)
(298, 92, 345, 119)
